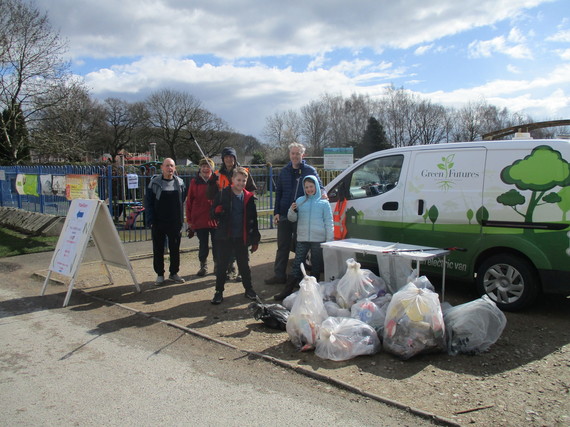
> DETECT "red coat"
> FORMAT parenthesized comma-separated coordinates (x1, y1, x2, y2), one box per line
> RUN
(185, 173, 218, 230)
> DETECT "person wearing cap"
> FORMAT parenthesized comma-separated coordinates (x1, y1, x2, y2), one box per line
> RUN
(186, 158, 218, 276)
(145, 158, 187, 285)
(208, 147, 257, 281)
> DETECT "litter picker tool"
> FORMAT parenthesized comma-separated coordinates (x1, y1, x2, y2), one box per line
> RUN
(189, 132, 207, 159)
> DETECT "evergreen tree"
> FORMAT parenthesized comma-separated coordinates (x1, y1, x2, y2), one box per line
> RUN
(355, 117, 390, 158)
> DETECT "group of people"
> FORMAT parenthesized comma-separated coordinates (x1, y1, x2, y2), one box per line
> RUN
(144, 142, 333, 305)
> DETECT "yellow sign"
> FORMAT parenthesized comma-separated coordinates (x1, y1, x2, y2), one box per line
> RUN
(65, 174, 99, 200)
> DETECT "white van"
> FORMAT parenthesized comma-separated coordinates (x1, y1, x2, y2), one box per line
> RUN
(325, 138, 570, 311)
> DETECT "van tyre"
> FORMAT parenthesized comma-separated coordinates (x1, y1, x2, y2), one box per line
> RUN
(476, 254, 540, 312)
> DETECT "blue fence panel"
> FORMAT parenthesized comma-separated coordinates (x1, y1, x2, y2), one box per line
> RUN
(0, 164, 283, 242)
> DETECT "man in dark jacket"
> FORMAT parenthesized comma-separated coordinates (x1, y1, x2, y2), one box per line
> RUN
(145, 158, 187, 285)
(210, 167, 261, 304)
(265, 142, 325, 285)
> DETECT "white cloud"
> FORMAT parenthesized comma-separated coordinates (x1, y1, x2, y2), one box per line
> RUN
(30, 0, 566, 139)
(38, 0, 550, 59)
(425, 63, 570, 114)
(555, 49, 570, 60)
(468, 27, 533, 59)
(546, 29, 570, 42)
(414, 44, 434, 55)
(507, 64, 521, 73)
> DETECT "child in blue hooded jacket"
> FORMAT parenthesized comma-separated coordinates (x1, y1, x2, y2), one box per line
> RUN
(273, 175, 333, 301)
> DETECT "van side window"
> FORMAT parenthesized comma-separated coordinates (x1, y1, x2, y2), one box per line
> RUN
(347, 155, 403, 200)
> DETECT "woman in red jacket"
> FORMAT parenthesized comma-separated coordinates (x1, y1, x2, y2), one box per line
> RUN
(186, 158, 218, 276)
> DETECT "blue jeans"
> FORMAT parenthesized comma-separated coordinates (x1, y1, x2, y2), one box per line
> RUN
(291, 241, 323, 280)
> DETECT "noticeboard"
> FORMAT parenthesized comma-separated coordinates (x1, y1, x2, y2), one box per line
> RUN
(324, 147, 354, 170)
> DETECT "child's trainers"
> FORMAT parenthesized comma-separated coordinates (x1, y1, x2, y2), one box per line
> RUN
(211, 291, 224, 305)
(169, 274, 185, 283)
(155, 275, 165, 286)
(244, 288, 257, 300)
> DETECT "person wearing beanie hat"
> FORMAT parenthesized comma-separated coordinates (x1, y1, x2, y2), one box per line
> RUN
(210, 147, 257, 281)
(186, 157, 218, 276)
(199, 157, 215, 169)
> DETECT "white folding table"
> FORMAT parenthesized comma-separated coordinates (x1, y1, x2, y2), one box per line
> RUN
(321, 238, 451, 301)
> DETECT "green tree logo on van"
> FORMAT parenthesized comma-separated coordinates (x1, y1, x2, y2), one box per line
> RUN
(437, 154, 455, 190)
(498, 145, 570, 223)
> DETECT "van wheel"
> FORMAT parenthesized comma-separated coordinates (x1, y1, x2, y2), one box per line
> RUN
(476, 254, 540, 311)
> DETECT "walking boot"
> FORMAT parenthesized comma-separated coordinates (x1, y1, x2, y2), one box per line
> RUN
(197, 262, 207, 277)
(273, 277, 300, 301)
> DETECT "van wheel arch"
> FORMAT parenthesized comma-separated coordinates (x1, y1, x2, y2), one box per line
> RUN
(475, 251, 541, 311)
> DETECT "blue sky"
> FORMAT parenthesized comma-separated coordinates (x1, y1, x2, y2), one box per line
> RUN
(37, 0, 570, 141)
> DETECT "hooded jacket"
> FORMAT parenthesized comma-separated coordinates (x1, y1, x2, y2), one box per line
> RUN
(274, 160, 322, 217)
(208, 147, 257, 198)
(287, 175, 333, 243)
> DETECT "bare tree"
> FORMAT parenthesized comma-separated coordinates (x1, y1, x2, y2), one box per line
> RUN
(321, 93, 372, 148)
(262, 111, 286, 148)
(145, 89, 203, 162)
(32, 80, 105, 162)
(262, 109, 301, 158)
(379, 86, 421, 147)
(102, 98, 149, 160)
(185, 109, 231, 161)
(415, 99, 448, 145)
(452, 100, 491, 141)
(301, 100, 328, 155)
(0, 0, 69, 164)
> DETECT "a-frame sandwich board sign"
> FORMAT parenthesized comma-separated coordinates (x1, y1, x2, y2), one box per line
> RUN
(41, 199, 141, 307)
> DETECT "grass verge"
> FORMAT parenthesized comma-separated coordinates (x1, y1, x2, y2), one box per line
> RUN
(0, 227, 58, 258)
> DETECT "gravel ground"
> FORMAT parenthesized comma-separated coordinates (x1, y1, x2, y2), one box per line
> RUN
(4, 238, 569, 427)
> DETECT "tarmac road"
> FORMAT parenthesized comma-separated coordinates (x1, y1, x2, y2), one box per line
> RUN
(0, 234, 440, 427)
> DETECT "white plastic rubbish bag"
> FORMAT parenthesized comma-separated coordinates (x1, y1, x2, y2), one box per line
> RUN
(411, 275, 435, 292)
(352, 294, 392, 335)
(361, 269, 388, 296)
(383, 282, 446, 359)
(324, 301, 351, 317)
(443, 295, 507, 355)
(351, 296, 389, 334)
(282, 291, 298, 311)
(336, 258, 379, 309)
(286, 267, 328, 351)
(315, 317, 381, 361)
(319, 279, 339, 301)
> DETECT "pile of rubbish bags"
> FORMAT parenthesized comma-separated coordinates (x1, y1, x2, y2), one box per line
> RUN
(249, 258, 507, 362)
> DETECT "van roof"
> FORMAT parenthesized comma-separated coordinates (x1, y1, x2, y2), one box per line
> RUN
(357, 138, 570, 164)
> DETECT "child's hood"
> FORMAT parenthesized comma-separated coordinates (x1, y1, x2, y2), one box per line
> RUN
(302, 175, 321, 200)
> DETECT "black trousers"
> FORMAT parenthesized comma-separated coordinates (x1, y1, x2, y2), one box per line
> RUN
(152, 222, 181, 276)
(215, 237, 253, 293)
(195, 228, 216, 264)
(273, 218, 295, 280)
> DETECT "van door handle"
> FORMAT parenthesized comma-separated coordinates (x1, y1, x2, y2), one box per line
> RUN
(383, 201, 398, 211)
(418, 199, 425, 215)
